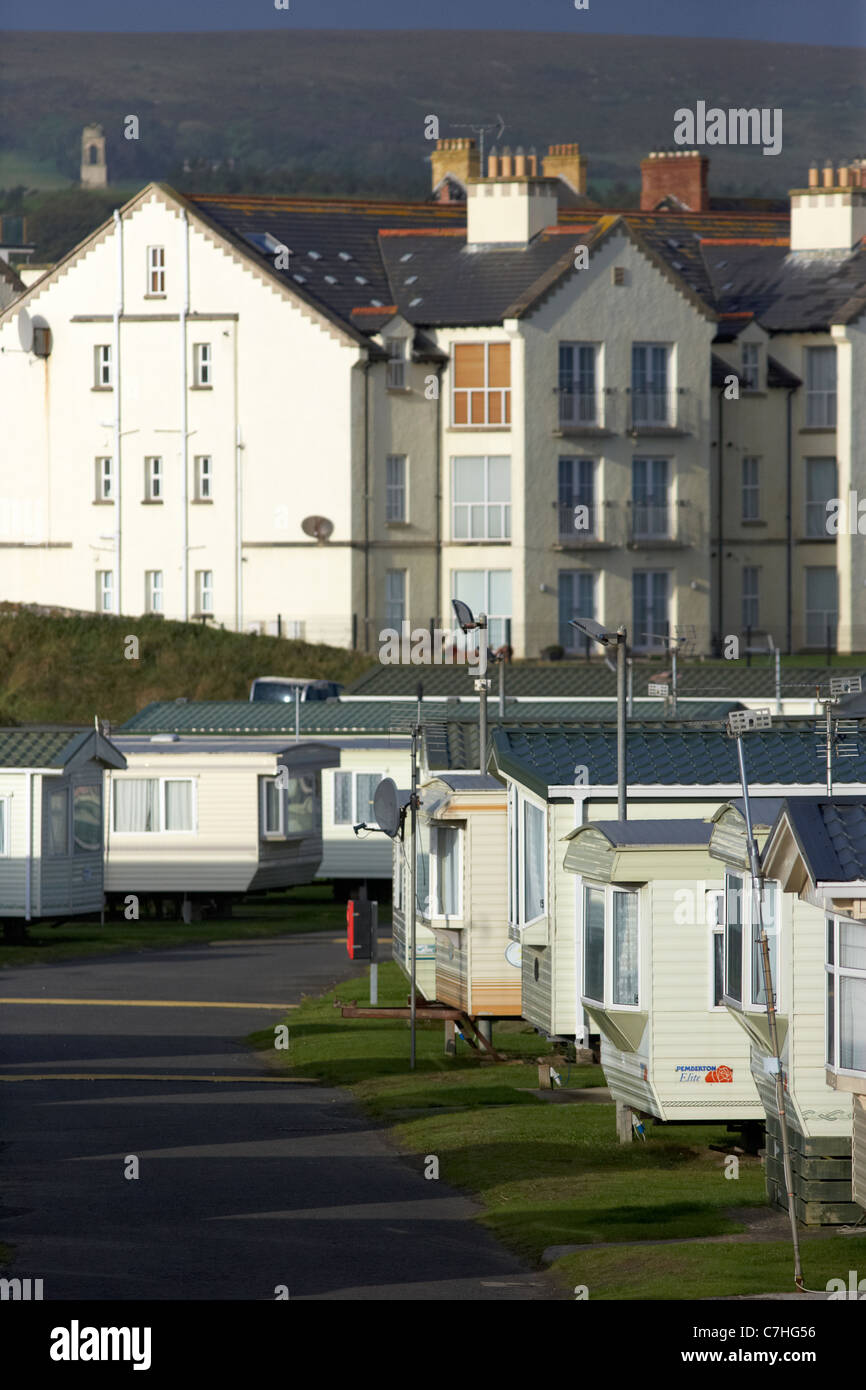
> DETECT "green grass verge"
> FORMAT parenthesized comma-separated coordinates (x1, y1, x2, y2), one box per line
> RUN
(0, 884, 365, 969)
(248, 960, 851, 1298)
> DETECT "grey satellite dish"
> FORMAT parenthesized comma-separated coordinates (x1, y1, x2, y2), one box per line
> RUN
(301, 515, 334, 543)
(17, 309, 33, 352)
(373, 778, 401, 838)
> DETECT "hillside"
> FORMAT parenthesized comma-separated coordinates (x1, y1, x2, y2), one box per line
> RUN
(0, 607, 375, 727)
(2, 30, 862, 207)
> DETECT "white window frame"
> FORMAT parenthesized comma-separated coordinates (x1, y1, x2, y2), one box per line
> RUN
(147, 245, 165, 296)
(260, 776, 287, 839)
(723, 870, 780, 1010)
(386, 337, 407, 390)
(507, 782, 520, 930)
(707, 889, 726, 1011)
(196, 570, 214, 615)
(94, 344, 112, 388)
(805, 346, 837, 429)
(430, 822, 462, 920)
(145, 570, 164, 614)
(511, 790, 547, 929)
(451, 455, 511, 541)
(95, 456, 114, 502)
(385, 454, 407, 522)
(145, 456, 163, 502)
(631, 342, 670, 425)
(826, 913, 866, 1078)
(741, 456, 760, 521)
(451, 569, 512, 653)
(194, 455, 213, 501)
(384, 570, 406, 628)
(580, 881, 641, 1011)
(193, 342, 212, 387)
(0, 795, 9, 856)
(332, 771, 384, 826)
(558, 342, 600, 425)
(96, 570, 115, 614)
(111, 776, 197, 835)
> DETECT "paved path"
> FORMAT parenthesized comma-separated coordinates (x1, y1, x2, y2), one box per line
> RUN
(0, 935, 552, 1300)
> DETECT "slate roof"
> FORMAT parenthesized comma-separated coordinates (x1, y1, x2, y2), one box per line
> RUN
(773, 796, 866, 884)
(0, 728, 100, 768)
(436, 773, 503, 792)
(587, 819, 713, 847)
(490, 722, 866, 800)
(184, 188, 865, 340)
(346, 662, 866, 699)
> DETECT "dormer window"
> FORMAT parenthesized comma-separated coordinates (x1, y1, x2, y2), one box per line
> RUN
(741, 342, 761, 391)
(386, 338, 407, 390)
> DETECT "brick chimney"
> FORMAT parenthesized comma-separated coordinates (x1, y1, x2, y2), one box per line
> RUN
(640, 151, 709, 212)
(542, 142, 587, 195)
(790, 159, 866, 251)
(430, 138, 480, 199)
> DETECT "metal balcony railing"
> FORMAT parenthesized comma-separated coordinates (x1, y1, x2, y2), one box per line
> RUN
(556, 500, 600, 542)
(627, 389, 692, 433)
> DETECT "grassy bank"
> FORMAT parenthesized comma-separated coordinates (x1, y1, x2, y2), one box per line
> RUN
(252, 960, 866, 1298)
(0, 883, 363, 969)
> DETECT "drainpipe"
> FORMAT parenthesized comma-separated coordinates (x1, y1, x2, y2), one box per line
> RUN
(785, 386, 794, 654)
(235, 424, 243, 632)
(24, 771, 33, 921)
(363, 359, 371, 651)
(113, 210, 124, 614)
(180, 209, 190, 622)
(435, 360, 443, 630)
(716, 388, 724, 654)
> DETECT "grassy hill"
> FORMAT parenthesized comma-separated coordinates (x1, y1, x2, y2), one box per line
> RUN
(2, 30, 861, 213)
(0, 606, 375, 727)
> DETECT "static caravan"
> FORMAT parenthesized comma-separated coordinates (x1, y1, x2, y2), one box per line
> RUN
(105, 735, 339, 915)
(0, 727, 126, 938)
(712, 797, 860, 1223)
(562, 819, 764, 1125)
(489, 720, 866, 1054)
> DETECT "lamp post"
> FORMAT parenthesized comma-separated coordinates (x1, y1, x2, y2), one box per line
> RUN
(452, 599, 493, 772)
(570, 618, 628, 819)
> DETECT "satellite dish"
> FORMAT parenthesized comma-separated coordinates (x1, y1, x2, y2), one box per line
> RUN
(505, 940, 522, 969)
(17, 309, 33, 352)
(301, 515, 334, 543)
(373, 777, 401, 838)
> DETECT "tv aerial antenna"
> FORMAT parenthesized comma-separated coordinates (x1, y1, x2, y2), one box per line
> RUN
(448, 114, 506, 173)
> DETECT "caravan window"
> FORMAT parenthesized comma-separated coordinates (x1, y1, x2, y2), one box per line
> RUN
(612, 890, 638, 1006)
(73, 785, 102, 854)
(523, 801, 545, 923)
(583, 886, 605, 1004)
(725, 873, 743, 1003)
(114, 778, 195, 833)
(582, 884, 640, 1009)
(826, 915, 866, 1074)
(415, 819, 431, 918)
(0, 798, 8, 856)
(45, 786, 70, 856)
(724, 871, 780, 1009)
(750, 882, 778, 1008)
(433, 824, 461, 918)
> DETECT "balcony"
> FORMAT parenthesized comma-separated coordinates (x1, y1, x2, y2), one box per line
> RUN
(627, 499, 697, 549)
(626, 388, 694, 435)
(555, 500, 609, 546)
(554, 388, 619, 436)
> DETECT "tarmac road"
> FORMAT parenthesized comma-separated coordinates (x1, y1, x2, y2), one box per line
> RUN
(0, 933, 552, 1300)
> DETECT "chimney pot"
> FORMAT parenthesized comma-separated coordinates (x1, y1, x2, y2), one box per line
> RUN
(808, 165, 820, 187)
(823, 162, 835, 188)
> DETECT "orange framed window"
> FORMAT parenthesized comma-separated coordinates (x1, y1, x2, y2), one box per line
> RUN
(452, 343, 511, 427)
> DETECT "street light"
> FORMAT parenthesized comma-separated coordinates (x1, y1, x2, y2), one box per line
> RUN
(570, 618, 628, 819)
(451, 599, 493, 771)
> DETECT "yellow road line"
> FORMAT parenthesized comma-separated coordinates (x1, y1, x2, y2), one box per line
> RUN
(0, 998, 298, 1010)
(0, 1072, 317, 1084)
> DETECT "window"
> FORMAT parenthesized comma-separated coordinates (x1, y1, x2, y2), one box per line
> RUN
(385, 455, 406, 523)
(826, 915, 866, 1073)
(96, 570, 115, 614)
(45, 785, 69, 856)
(523, 800, 545, 923)
(452, 569, 512, 651)
(332, 771, 384, 826)
(558, 456, 595, 539)
(260, 774, 319, 838)
(805, 346, 836, 428)
(145, 457, 163, 502)
(741, 342, 760, 391)
(724, 871, 779, 1008)
(415, 817, 431, 917)
(193, 343, 212, 387)
(805, 458, 837, 538)
(386, 338, 406, 390)
(558, 571, 595, 651)
(632, 570, 669, 650)
(707, 890, 725, 1008)
(583, 886, 606, 1004)
(113, 778, 194, 833)
(194, 456, 212, 501)
(558, 343, 598, 424)
(433, 824, 461, 918)
(72, 785, 102, 854)
(742, 566, 760, 629)
(452, 456, 511, 539)
(0, 797, 8, 856)
(145, 570, 163, 614)
(196, 570, 214, 615)
(147, 246, 165, 295)
(95, 457, 114, 502)
(94, 344, 112, 388)
(452, 342, 511, 426)
(631, 343, 669, 424)
(384, 570, 406, 628)
(805, 567, 837, 647)
(507, 783, 519, 928)
(741, 457, 760, 521)
(631, 458, 670, 538)
(612, 891, 639, 1006)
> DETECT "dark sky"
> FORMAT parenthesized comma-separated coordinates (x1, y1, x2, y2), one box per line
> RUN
(2, 0, 864, 44)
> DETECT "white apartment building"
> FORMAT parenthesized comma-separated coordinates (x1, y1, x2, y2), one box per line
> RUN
(1, 147, 864, 656)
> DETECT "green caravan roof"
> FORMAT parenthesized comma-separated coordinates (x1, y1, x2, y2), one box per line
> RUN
(0, 727, 126, 770)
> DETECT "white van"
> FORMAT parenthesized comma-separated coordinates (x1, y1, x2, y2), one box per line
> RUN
(249, 676, 343, 703)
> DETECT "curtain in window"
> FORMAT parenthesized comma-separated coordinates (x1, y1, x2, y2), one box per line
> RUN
(165, 780, 193, 831)
(45, 787, 69, 856)
(415, 819, 431, 918)
(584, 886, 605, 1002)
(73, 785, 102, 853)
(840, 920, 866, 971)
(334, 772, 353, 825)
(357, 774, 382, 823)
(435, 825, 460, 916)
(114, 779, 157, 832)
(840, 976, 866, 1071)
(286, 775, 316, 834)
(751, 882, 777, 1007)
(612, 891, 638, 1005)
(523, 801, 545, 922)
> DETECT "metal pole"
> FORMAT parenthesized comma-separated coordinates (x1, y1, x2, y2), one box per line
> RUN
(734, 734, 803, 1290)
(616, 628, 627, 820)
(409, 724, 418, 1070)
(369, 900, 378, 1006)
(775, 647, 782, 715)
(478, 614, 488, 772)
(671, 643, 678, 718)
(626, 655, 633, 718)
(294, 686, 300, 742)
(825, 700, 833, 796)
